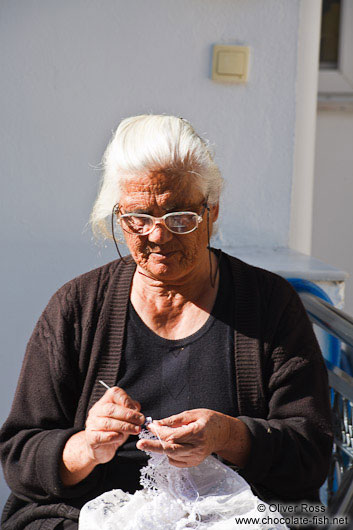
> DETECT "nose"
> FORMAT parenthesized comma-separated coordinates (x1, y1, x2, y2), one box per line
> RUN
(147, 221, 173, 245)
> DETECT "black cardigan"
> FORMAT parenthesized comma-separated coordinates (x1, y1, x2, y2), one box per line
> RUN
(0, 253, 333, 529)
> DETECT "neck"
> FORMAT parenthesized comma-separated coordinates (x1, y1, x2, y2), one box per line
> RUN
(131, 250, 220, 310)
(130, 250, 220, 339)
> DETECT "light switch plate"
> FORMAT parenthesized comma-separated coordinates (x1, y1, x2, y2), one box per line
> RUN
(212, 45, 250, 83)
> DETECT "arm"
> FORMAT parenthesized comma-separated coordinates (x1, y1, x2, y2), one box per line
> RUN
(0, 283, 145, 497)
(60, 387, 144, 487)
(0, 283, 95, 501)
(238, 286, 333, 499)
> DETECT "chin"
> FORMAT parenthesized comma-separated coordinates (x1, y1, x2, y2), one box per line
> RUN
(145, 260, 191, 283)
(146, 263, 180, 280)
(134, 251, 197, 282)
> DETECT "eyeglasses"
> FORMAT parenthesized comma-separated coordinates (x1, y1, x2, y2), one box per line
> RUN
(114, 203, 208, 236)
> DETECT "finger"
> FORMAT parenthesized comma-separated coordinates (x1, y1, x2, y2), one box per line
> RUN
(137, 439, 186, 454)
(137, 438, 193, 457)
(149, 421, 197, 443)
(136, 439, 164, 453)
(88, 401, 144, 426)
(91, 416, 142, 435)
(132, 399, 141, 412)
(156, 410, 197, 428)
(167, 423, 199, 442)
(99, 403, 144, 425)
(163, 443, 195, 458)
(147, 423, 176, 440)
(87, 430, 125, 446)
(100, 386, 140, 410)
(111, 387, 141, 410)
(167, 456, 193, 468)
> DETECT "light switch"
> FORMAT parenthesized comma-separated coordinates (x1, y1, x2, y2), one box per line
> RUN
(212, 45, 250, 83)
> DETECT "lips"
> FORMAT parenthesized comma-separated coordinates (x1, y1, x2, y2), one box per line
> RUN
(148, 249, 178, 258)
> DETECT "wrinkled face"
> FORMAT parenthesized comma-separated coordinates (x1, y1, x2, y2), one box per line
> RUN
(118, 173, 218, 282)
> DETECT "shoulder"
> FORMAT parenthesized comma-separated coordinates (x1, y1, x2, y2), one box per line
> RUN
(223, 251, 296, 308)
(222, 251, 309, 344)
(44, 257, 135, 318)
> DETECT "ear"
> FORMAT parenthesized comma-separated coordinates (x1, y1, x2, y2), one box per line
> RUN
(210, 202, 219, 223)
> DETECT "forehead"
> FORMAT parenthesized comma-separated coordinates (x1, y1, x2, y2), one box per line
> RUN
(120, 173, 203, 210)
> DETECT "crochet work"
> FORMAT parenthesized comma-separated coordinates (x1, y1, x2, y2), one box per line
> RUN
(79, 424, 288, 529)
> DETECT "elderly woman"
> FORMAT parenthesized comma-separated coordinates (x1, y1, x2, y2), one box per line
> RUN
(0, 115, 332, 530)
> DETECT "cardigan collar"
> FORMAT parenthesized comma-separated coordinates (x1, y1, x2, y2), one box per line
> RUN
(85, 251, 266, 418)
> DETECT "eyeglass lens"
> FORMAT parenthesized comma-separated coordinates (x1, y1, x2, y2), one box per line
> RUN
(120, 213, 199, 235)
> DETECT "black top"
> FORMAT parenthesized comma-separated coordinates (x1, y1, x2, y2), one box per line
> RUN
(112, 255, 237, 492)
(0, 252, 333, 530)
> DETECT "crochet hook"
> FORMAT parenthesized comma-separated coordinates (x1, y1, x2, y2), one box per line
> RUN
(98, 380, 153, 429)
(99, 380, 110, 391)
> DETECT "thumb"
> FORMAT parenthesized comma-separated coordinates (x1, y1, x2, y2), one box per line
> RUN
(156, 410, 196, 428)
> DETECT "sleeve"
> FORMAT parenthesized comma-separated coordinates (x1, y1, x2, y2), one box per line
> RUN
(0, 281, 104, 502)
(238, 282, 333, 500)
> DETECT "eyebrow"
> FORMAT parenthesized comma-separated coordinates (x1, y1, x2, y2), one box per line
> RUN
(123, 208, 152, 214)
(122, 203, 197, 215)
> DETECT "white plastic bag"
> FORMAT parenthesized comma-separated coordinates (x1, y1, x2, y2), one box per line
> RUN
(79, 452, 288, 530)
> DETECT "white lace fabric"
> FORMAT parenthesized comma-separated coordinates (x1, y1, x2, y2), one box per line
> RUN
(79, 425, 288, 530)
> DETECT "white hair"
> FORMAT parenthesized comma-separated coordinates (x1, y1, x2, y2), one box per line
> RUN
(90, 114, 223, 239)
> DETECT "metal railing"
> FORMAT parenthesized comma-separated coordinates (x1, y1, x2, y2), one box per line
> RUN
(298, 292, 353, 523)
(299, 292, 353, 351)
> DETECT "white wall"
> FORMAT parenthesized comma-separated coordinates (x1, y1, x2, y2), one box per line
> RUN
(312, 110, 353, 313)
(0, 0, 301, 511)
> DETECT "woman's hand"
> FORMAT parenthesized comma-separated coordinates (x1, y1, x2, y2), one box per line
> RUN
(84, 386, 145, 465)
(61, 387, 144, 486)
(136, 408, 251, 468)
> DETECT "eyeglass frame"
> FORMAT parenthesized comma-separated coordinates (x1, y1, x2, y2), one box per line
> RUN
(113, 201, 209, 236)
(110, 198, 219, 287)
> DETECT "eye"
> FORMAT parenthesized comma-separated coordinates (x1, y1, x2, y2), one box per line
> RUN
(129, 216, 146, 227)
(120, 215, 153, 234)
(165, 213, 198, 233)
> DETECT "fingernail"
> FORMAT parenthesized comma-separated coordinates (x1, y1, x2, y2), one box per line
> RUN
(134, 425, 140, 433)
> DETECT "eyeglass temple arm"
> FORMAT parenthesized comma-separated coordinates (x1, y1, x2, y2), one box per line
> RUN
(111, 204, 128, 263)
